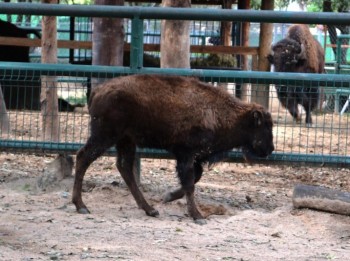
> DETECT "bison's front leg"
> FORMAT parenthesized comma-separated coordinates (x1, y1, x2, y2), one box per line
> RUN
(116, 140, 159, 217)
(176, 157, 205, 225)
(286, 98, 301, 123)
(302, 91, 317, 128)
(163, 161, 203, 203)
(304, 110, 313, 127)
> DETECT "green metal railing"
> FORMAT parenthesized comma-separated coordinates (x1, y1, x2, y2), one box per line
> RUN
(1, 3, 350, 24)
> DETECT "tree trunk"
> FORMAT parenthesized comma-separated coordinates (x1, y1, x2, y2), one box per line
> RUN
(160, 0, 191, 68)
(238, 0, 250, 102)
(220, 0, 232, 46)
(251, 0, 274, 109)
(323, 1, 349, 65)
(92, 0, 124, 85)
(41, 0, 59, 142)
(0, 83, 10, 135)
(323, 1, 338, 60)
(217, 1, 233, 96)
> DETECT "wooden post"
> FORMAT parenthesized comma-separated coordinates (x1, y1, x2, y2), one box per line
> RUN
(160, 0, 191, 68)
(0, 83, 10, 135)
(251, 0, 274, 109)
(238, 0, 250, 102)
(41, 0, 59, 142)
(220, 0, 232, 46)
(219, 0, 233, 93)
(92, 0, 125, 88)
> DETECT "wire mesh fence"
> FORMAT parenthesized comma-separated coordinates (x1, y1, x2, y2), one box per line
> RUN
(0, 66, 349, 167)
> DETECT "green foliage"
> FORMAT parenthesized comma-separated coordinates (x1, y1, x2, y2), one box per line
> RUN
(250, 0, 261, 10)
(307, 3, 322, 12)
(251, 0, 350, 12)
(251, 0, 290, 10)
(302, 0, 350, 12)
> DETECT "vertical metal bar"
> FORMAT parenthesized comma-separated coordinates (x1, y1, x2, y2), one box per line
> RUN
(69, 16, 75, 64)
(130, 16, 144, 70)
(130, 16, 144, 181)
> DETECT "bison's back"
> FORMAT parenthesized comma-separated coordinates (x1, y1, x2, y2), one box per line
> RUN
(287, 24, 325, 73)
(89, 75, 243, 148)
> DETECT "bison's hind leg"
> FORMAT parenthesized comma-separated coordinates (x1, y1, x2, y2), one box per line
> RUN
(73, 135, 113, 214)
(116, 138, 159, 217)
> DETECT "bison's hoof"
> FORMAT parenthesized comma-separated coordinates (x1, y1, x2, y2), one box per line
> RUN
(146, 209, 160, 217)
(163, 193, 173, 203)
(77, 208, 90, 214)
(194, 218, 207, 225)
(163, 190, 185, 203)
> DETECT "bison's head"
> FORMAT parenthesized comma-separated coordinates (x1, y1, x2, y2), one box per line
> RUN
(242, 108, 274, 162)
(267, 38, 306, 72)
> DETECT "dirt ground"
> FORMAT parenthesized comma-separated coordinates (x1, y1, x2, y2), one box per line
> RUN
(1, 152, 350, 261)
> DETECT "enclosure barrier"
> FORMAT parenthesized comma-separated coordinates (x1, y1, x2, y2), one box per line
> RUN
(1, 3, 350, 167)
(1, 63, 350, 167)
(1, 3, 350, 24)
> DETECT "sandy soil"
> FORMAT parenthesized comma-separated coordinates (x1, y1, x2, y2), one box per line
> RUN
(1, 152, 350, 261)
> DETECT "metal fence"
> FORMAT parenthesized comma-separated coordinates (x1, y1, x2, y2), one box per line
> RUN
(0, 3, 350, 167)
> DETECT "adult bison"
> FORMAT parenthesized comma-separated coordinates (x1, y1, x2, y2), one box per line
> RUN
(267, 24, 325, 127)
(0, 19, 41, 62)
(72, 74, 274, 224)
(0, 19, 82, 112)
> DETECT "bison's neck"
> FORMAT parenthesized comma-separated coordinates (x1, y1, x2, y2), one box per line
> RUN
(210, 106, 251, 151)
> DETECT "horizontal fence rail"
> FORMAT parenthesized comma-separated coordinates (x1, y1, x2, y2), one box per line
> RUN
(1, 3, 350, 25)
(1, 62, 350, 87)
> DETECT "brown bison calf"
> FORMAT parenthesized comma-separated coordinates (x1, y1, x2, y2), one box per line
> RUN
(73, 74, 274, 224)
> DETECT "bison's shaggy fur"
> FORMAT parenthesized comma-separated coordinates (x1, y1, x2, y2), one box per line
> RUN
(268, 24, 325, 126)
(73, 74, 274, 223)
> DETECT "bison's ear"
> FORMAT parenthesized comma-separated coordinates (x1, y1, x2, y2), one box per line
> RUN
(252, 110, 264, 127)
